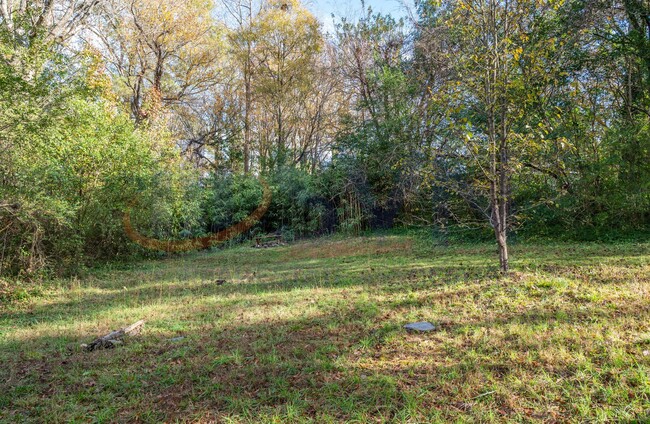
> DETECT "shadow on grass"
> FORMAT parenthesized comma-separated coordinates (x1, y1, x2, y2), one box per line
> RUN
(3, 285, 649, 422)
(1, 305, 422, 422)
(3, 294, 647, 422)
(2, 239, 648, 421)
(469, 302, 650, 328)
(0, 258, 500, 330)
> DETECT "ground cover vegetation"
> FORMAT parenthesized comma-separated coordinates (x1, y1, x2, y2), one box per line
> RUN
(1, 235, 649, 422)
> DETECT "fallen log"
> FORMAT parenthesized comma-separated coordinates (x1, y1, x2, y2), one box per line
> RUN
(82, 320, 145, 352)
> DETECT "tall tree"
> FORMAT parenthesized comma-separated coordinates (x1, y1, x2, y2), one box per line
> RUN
(251, 0, 321, 170)
(93, 0, 223, 124)
(224, 0, 264, 173)
(335, 8, 427, 227)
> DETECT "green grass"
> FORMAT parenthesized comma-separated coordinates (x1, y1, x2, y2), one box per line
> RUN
(1, 235, 649, 423)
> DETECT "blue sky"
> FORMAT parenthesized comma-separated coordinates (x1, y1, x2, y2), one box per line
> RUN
(306, 0, 415, 34)
(216, 1, 416, 34)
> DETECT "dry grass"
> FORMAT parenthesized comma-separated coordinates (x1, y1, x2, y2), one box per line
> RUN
(0, 234, 649, 423)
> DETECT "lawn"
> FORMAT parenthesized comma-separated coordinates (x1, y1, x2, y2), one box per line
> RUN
(1, 235, 649, 423)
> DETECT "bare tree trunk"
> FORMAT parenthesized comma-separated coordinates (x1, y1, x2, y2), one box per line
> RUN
(486, 0, 509, 273)
(499, 235, 508, 271)
(495, 213, 509, 272)
(243, 2, 253, 174)
(490, 155, 509, 273)
(277, 103, 284, 167)
(244, 66, 251, 173)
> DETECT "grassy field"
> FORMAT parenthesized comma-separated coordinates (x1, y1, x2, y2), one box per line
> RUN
(1, 234, 649, 423)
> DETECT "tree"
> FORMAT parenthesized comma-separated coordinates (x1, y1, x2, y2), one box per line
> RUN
(432, 0, 568, 271)
(251, 0, 322, 170)
(0, 0, 98, 45)
(223, 0, 264, 173)
(293, 43, 346, 173)
(93, 0, 223, 124)
(334, 9, 423, 227)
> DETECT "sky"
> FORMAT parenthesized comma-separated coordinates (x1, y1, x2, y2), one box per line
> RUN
(306, 0, 416, 35)
(215, 1, 417, 34)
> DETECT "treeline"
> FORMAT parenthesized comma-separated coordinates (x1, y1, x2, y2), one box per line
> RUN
(1, 0, 648, 275)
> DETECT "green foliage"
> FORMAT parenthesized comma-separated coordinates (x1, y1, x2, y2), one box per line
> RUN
(266, 168, 330, 238)
(0, 33, 202, 276)
(202, 173, 265, 236)
(515, 116, 650, 239)
(200, 169, 331, 242)
(333, 10, 422, 231)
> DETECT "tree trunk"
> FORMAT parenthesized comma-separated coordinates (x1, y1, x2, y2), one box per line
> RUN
(496, 227, 508, 272)
(490, 184, 509, 273)
(244, 39, 252, 174)
(277, 103, 284, 168)
(244, 72, 251, 173)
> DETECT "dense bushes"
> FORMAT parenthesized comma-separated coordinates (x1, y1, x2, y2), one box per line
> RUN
(0, 39, 203, 276)
(0, 93, 203, 275)
(200, 166, 398, 243)
(202, 169, 334, 241)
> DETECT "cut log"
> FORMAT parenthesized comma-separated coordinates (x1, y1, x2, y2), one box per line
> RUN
(82, 320, 145, 352)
